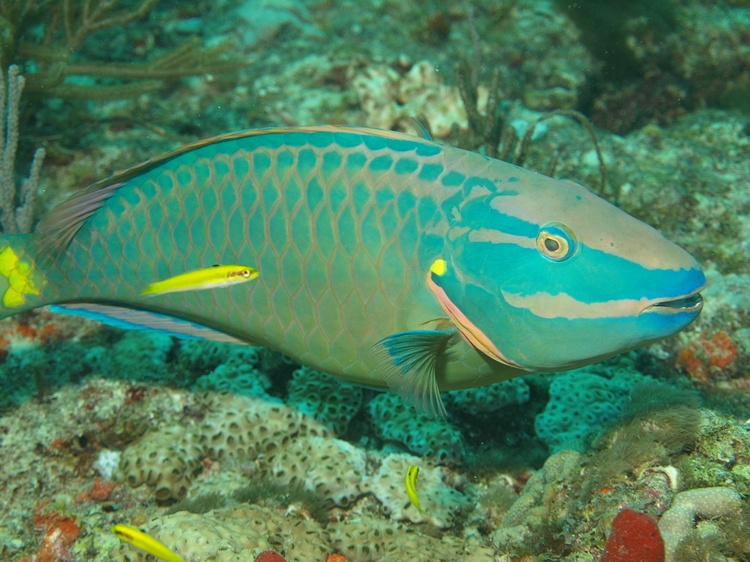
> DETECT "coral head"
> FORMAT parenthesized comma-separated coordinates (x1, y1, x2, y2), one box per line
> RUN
(255, 551, 286, 562)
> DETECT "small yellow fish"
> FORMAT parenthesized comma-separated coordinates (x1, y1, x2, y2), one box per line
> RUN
(405, 465, 425, 513)
(140, 264, 258, 296)
(112, 524, 185, 562)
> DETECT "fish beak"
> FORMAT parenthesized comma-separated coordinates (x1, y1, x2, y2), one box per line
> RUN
(643, 288, 705, 315)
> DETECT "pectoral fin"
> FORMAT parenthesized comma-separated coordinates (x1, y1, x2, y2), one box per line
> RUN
(371, 328, 457, 418)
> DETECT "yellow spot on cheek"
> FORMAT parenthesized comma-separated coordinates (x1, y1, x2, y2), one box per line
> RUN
(430, 259, 448, 276)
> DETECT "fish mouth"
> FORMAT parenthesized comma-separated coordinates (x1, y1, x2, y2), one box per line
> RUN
(644, 290, 704, 314)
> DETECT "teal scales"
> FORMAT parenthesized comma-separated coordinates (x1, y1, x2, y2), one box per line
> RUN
(0, 126, 705, 416)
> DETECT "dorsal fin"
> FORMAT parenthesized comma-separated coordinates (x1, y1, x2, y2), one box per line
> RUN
(410, 116, 434, 140)
(37, 181, 126, 250)
(36, 125, 439, 251)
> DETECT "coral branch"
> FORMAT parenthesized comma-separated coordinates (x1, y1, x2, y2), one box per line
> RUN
(0, 64, 45, 233)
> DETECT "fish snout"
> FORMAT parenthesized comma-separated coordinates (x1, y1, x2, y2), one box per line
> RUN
(641, 263, 706, 320)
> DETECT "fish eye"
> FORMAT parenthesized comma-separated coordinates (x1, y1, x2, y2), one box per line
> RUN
(536, 223, 577, 262)
(240, 269, 251, 277)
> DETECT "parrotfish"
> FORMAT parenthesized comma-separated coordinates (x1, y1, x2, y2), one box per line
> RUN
(0, 126, 705, 416)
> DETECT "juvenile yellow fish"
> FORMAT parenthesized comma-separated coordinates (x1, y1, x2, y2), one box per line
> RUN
(405, 465, 425, 513)
(140, 264, 258, 296)
(112, 524, 184, 562)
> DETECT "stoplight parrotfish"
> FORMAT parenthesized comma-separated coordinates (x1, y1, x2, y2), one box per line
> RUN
(0, 126, 705, 416)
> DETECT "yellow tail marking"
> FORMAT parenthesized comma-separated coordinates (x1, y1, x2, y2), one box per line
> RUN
(0, 247, 40, 308)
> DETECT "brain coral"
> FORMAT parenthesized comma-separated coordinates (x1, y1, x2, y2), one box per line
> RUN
(117, 424, 202, 501)
(194, 362, 273, 399)
(368, 393, 465, 464)
(369, 452, 472, 528)
(448, 378, 530, 414)
(94, 331, 174, 382)
(109, 504, 330, 562)
(200, 395, 330, 462)
(328, 515, 397, 562)
(176, 339, 262, 373)
(268, 435, 366, 507)
(328, 513, 495, 562)
(535, 368, 647, 452)
(287, 366, 363, 435)
(118, 394, 333, 502)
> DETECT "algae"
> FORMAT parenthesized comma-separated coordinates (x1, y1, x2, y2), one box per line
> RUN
(554, 0, 677, 82)
(581, 381, 701, 498)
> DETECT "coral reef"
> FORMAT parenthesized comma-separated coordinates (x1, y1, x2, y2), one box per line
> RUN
(534, 367, 647, 452)
(368, 452, 472, 528)
(193, 361, 273, 398)
(1, 0, 749, 561)
(491, 450, 582, 555)
(448, 378, 530, 415)
(286, 366, 363, 435)
(117, 424, 201, 501)
(601, 509, 664, 562)
(659, 487, 742, 562)
(108, 504, 330, 562)
(92, 331, 175, 383)
(1, 0, 241, 100)
(352, 59, 475, 137)
(269, 436, 366, 507)
(368, 393, 466, 464)
(329, 514, 495, 562)
(233, 0, 321, 50)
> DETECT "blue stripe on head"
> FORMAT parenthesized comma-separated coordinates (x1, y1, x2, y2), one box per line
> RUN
(462, 239, 704, 304)
(460, 197, 539, 238)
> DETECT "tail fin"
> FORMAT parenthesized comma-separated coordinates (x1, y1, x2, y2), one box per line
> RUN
(0, 233, 48, 319)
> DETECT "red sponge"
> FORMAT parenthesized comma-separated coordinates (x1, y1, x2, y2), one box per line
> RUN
(255, 551, 286, 562)
(601, 508, 665, 562)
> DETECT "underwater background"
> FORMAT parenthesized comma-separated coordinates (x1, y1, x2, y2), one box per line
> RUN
(1, 0, 749, 560)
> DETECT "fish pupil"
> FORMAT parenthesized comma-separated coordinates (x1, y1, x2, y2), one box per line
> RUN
(544, 238, 560, 252)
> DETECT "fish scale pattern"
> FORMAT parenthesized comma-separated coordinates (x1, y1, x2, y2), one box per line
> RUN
(44, 129, 499, 385)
